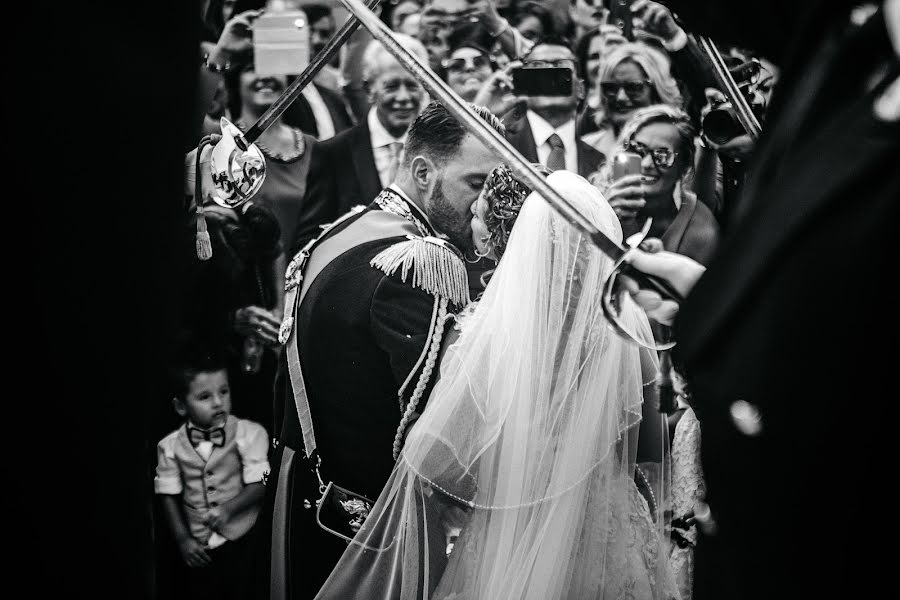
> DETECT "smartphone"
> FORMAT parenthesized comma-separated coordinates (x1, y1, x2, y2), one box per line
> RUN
(612, 151, 642, 180)
(253, 10, 311, 77)
(607, 0, 635, 41)
(511, 67, 573, 97)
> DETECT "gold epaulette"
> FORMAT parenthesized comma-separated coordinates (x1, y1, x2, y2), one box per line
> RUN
(371, 235, 471, 307)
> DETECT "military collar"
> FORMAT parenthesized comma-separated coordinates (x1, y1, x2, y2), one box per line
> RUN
(376, 186, 435, 236)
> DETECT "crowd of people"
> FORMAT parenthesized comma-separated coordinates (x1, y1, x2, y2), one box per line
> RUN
(153, 1, 898, 599)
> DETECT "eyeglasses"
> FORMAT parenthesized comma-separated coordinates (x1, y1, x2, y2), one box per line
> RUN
(599, 80, 653, 100)
(624, 140, 679, 170)
(442, 54, 492, 73)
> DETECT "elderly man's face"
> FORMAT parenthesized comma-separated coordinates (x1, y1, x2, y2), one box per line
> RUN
(368, 61, 427, 137)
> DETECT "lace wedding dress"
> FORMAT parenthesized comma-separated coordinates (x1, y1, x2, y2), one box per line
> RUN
(669, 408, 704, 600)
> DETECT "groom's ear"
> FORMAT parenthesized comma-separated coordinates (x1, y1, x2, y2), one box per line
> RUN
(410, 155, 435, 193)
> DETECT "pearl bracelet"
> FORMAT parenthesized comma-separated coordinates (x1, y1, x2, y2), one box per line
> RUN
(203, 53, 231, 74)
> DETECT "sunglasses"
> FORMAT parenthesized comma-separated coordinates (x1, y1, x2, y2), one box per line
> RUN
(442, 54, 493, 73)
(599, 80, 653, 100)
(624, 140, 679, 170)
(522, 58, 577, 70)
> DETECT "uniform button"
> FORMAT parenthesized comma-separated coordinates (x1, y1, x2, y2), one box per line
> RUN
(210, 501, 218, 507)
(730, 400, 763, 436)
(207, 486, 216, 492)
(206, 471, 214, 477)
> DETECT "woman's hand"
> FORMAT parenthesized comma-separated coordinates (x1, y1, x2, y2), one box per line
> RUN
(233, 306, 282, 346)
(462, 1, 504, 32)
(472, 63, 528, 126)
(177, 537, 212, 568)
(630, 0, 684, 45)
(619, 243, 706, 326)
(605, 173, 646, 220)
(208, 9, 263, 66)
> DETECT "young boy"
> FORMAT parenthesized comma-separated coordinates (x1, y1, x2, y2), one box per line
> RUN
(155, 350, 269, 599)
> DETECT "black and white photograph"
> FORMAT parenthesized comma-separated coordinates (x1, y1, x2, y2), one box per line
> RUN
(17, 0, 898, 598)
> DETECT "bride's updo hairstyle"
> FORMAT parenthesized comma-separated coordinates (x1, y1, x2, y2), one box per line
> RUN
(482, 163, 552, 260)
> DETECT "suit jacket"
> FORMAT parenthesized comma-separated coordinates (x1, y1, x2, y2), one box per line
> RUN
(660, 191, 720, 266)
(506, 115, 606, 178)
(289, 120, 381, 256)
(662, 3, 899, 598)
(283, 83, 354, 139)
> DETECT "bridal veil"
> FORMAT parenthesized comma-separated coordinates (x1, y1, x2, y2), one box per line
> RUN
(316, 170, 677, 599)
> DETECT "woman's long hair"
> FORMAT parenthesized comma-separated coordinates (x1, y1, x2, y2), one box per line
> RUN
(594, 42, 683, 129)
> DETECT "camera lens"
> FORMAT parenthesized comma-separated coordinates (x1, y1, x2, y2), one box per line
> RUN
(701, 104, 746, 146)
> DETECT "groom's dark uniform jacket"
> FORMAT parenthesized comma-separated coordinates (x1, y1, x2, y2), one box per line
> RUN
(253, 187, 468, 600)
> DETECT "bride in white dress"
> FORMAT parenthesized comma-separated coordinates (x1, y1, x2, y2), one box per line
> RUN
(316, 169, 680, 600)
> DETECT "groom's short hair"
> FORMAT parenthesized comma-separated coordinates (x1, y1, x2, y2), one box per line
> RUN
(402, 101, 505, 168)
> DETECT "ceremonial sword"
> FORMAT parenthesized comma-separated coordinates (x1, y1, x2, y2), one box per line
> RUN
(337, 0, 683, 304)
(205, 0, 381, 207)
(694, 34, 762, 140)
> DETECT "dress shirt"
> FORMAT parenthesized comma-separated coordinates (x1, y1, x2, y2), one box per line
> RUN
(527, 110, 578, 173)
(369, 108, 408, 188)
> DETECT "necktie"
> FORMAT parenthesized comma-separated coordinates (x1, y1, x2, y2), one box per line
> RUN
(188, 425, 226, 448)
(546, 133, 566, 171)
(386, 141, 404, 184)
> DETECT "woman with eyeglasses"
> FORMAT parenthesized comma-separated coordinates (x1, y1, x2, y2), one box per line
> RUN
(593, 104, 720, 266)
(441, 22, 498, 102)
(583, 42, 683, 160)
(573, 25, 629, 137)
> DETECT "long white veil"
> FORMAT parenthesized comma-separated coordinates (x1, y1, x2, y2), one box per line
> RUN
(316, 171, 677, 599)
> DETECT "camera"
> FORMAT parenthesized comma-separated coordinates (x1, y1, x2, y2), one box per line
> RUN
(701, 60, 766, 145)
(511, 66, 573, 97)
(253, 9, 311, 76)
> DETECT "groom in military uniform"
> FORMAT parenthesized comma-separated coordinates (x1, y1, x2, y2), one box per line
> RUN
(255, 101, 506, 600)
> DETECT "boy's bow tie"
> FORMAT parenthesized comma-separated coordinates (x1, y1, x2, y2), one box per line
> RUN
(188, 425, 226, 447)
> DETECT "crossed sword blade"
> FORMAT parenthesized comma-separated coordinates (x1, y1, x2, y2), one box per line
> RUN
(235, 0, 381, 149)
(338, 0, 683, 303)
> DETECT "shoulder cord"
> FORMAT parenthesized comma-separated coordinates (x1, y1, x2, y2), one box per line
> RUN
(392, 297, 449, 460)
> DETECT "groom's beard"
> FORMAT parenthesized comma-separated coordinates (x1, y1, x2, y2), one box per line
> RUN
(427, 177, 475, 253)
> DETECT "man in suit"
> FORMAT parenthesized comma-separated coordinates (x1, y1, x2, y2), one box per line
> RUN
(506, 35, 605, 178)
(284, 82, 354, 140)
(624, 1, 899, 598)
(282, 3, 355, 140)
(290, 33, 429, 254)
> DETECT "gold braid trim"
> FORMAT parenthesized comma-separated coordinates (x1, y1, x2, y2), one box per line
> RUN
(393, 298, 450, 460)
(370, 235, 471, 307)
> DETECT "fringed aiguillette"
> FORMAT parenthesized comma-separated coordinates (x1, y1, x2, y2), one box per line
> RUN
(371, 236, 470, 306)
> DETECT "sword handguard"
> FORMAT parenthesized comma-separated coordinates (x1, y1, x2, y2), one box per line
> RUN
(208, 117, 267, 209)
